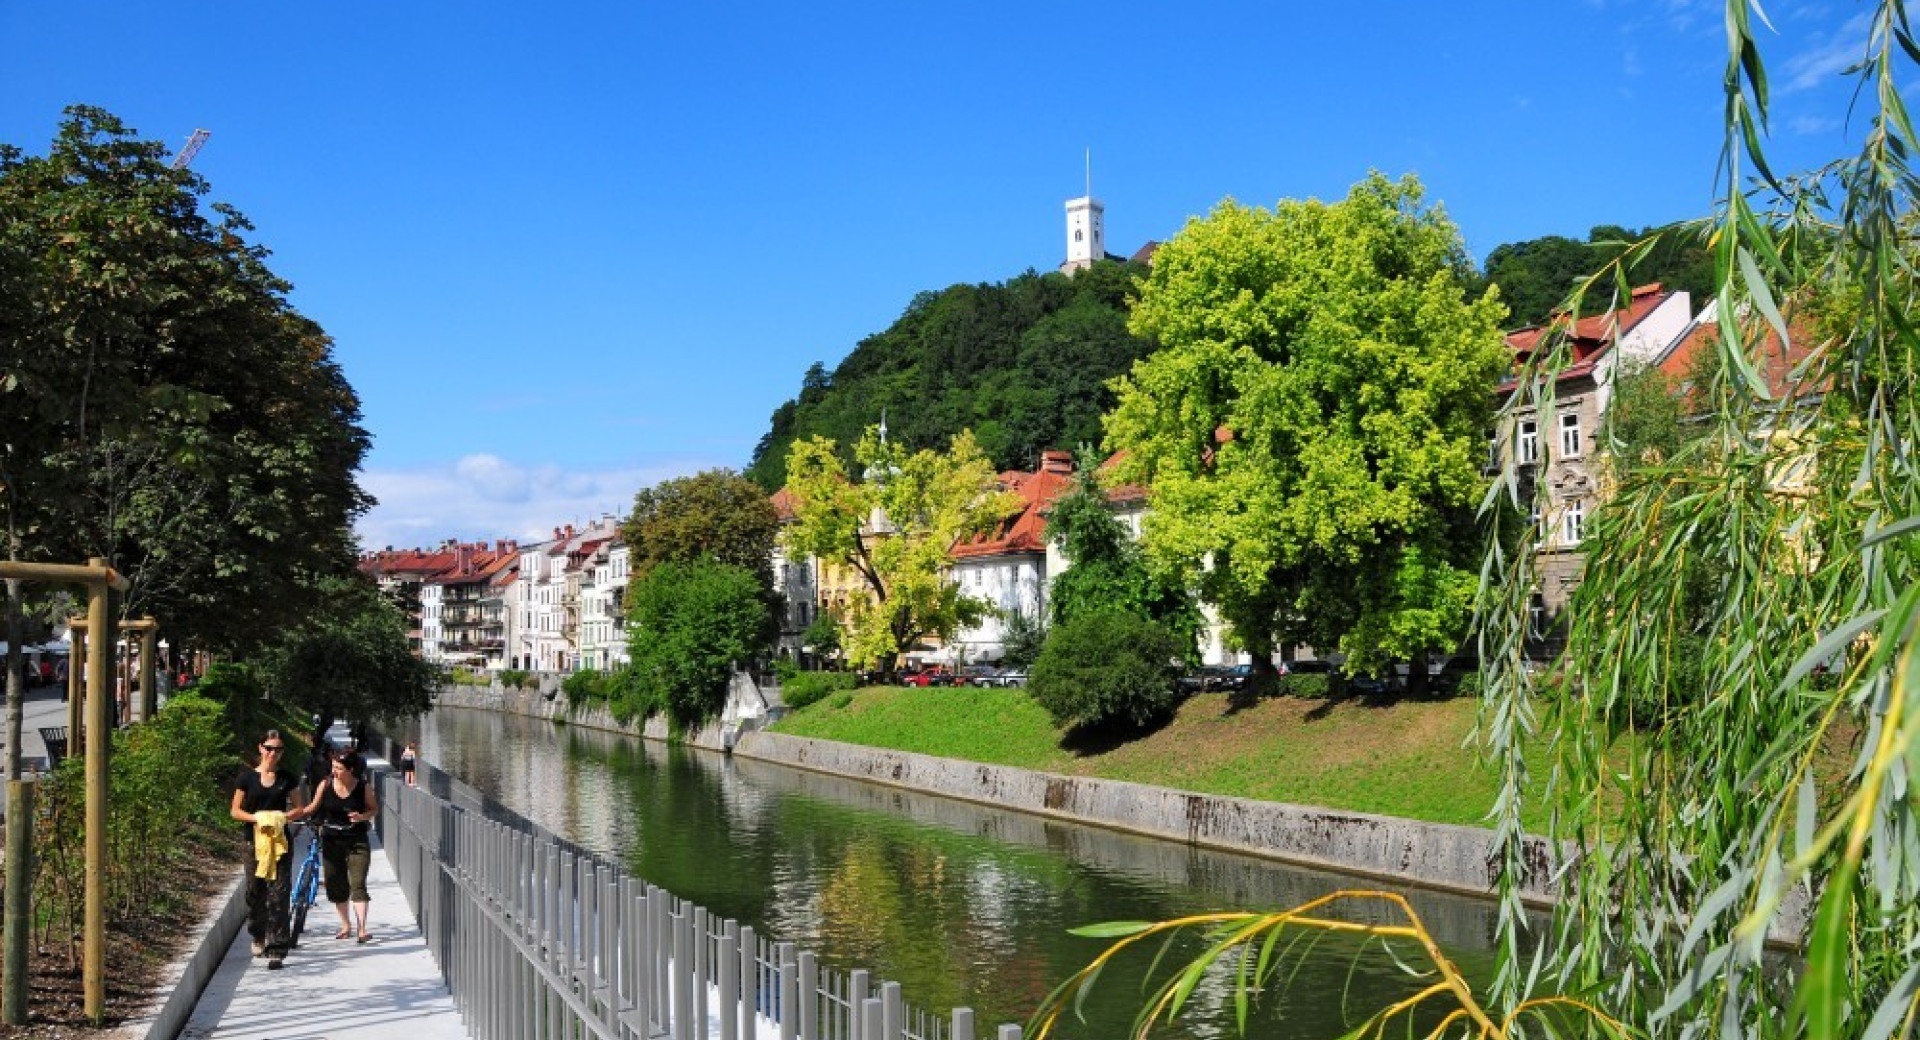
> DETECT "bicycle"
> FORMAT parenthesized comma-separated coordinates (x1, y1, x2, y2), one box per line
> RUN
(286, 819, 349, 946)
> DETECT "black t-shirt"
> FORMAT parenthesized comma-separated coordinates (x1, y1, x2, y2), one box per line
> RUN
(314, 780, 371, 839)
(234, 767, 298, 836)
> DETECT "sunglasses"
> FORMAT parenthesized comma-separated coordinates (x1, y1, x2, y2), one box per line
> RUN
(260, 744, 285, 752)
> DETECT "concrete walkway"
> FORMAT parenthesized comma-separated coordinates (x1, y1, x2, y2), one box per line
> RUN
(181, 746, 470, 1039)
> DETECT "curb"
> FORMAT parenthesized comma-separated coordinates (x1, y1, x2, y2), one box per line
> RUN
(121, 869, 247, 1040)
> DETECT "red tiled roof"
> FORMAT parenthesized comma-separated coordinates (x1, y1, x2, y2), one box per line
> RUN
(358, 549, 457, 580)
(1130, 241, 1160, 265)
(950, 469, 1074, 560)
(770, 487, 797, 522)
(1658, 310, 1827, 402)
(1501, 284, 1673, 389)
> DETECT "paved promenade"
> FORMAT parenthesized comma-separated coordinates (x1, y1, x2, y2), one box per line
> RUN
(181, 738, 470, 1040)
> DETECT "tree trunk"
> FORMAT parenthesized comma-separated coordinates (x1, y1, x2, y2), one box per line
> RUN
(1406, 649, 1431, 698)
(4, 574, 21, 782)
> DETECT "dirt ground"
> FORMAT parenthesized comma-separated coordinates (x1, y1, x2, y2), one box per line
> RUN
(0, 851, 236, 1039)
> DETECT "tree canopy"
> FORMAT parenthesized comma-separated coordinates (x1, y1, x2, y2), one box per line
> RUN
(621, 469, 779, 587)
(624, 559, 772, 732)
(263, 574, 437, 728)
(0, 107, 371, 657)
(1107, 173, 1509, 678)
(746, 261, 1154, 488)
(780, 427, 1017, 668)
(1483, 222, 1715, 329)
(1044, 453, 1198, 650)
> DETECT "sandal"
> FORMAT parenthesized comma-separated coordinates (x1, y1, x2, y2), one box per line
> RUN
(335, 927, 351, 940)
(356, 931, 371, 944)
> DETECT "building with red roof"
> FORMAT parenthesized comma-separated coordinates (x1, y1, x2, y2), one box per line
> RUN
(944, 451, 1077, 662)
(1498, 284, 1695, 616)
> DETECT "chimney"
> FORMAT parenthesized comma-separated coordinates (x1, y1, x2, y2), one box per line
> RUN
(1040, 450, 1074, 475)
(553, 527, 563, 540)
(565, 524, 575, 538)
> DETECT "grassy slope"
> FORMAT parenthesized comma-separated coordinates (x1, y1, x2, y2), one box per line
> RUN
(771, 686, 1553, 831)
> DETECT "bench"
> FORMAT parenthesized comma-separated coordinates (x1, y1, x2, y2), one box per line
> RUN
(39, 727, 67, 769)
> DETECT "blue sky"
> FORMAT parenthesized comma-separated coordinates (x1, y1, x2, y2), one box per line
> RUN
(2, 1, 1870, 548)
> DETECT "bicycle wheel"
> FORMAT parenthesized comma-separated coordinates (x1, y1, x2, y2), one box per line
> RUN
(289, 854, 318, 947)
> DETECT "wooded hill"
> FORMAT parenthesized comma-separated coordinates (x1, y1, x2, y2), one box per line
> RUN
(745, 224, 1713, 490)
(745, 259, 1153, 490)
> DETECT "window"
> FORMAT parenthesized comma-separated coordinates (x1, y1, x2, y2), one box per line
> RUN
(1563, 499, 1585, 545)
(1517, 420, 1539, 464)
(1559, 413, 1582, 458)
(1074, 229, 1084, 242)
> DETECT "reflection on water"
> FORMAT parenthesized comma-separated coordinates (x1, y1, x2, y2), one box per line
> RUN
(410, 707, 1509, 1039)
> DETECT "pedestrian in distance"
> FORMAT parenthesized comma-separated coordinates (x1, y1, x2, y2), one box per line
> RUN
(230, 729, 306, 970)
(301, 750, 379, 943)
(400, 741, 418, 786)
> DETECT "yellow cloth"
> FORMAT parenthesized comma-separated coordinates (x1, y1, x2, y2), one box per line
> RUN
(253, 811, 288, 879)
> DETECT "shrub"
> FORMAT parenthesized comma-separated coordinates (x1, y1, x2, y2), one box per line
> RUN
(562, 669, 608, 707)
(499, 668, 529, 688)
(1028, 611, 1183, 728)
(782, 670, 855, 710)
(829, 692, 854, 709)
(1277, 672, 1330, 699)
(604, 664, 663, 724)
(36, 690, 237, 960)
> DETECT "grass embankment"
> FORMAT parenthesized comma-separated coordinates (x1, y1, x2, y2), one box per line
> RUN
(772, 685, 1556, 831)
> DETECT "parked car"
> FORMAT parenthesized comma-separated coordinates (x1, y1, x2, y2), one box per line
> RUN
(901, 668, 957, 688)
(994, 668, 1028, 688)
(955, 665, 997, 687)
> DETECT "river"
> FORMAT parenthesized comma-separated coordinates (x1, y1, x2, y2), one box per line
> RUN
(407, 705, 1509, 1039)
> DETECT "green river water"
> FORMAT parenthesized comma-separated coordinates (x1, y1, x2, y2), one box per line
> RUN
(410, 705, 1510, 1040)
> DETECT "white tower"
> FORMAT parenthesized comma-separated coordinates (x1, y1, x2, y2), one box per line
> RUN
(1061, 150, 1104, 273)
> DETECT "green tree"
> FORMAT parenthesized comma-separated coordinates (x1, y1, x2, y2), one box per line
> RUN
(263, 574, 437, 731)
(1044, 454, 1198, 651)
(0, 106, 370, 778)
(1028, 611, 1183, 729)
(624, 559, 772, 732)
(800, 608, 842, 661)
(1107, 174, 1509, 685)
(622, 469, 780, 587)
(781, 427, 1017, 668)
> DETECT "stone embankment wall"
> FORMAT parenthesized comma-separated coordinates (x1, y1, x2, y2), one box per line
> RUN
(734, 731, 1563, 906)
(432, 683, 733, 751)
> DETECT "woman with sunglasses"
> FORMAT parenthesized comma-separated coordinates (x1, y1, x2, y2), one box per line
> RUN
(230, 729, 303, 970)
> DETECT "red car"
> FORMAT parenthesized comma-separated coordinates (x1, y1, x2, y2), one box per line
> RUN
(900, 668, 957, 687)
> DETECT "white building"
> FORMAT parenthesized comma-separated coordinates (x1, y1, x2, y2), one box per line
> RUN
(419, 582, 446, 664)
(580, 539, 631, 671)
(769, 488, 818, 661)
(944, 452, 1076, 663)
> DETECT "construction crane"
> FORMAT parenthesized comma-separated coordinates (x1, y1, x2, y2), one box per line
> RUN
(169, 129, 211, 170)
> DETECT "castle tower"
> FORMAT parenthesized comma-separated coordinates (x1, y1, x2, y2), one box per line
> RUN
(1061, 150, 1104, 273)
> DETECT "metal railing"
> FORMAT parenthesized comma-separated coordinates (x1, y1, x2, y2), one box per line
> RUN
(379, 767, 1021, 1040)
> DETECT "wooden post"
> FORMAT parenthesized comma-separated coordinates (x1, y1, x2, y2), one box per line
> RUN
(3, 780, 32, 1024)
(137, 622, 156, 722)
(0, 561, 127, 1026)
(65, 618, 84, 744)
(83, 560, 112, 1023)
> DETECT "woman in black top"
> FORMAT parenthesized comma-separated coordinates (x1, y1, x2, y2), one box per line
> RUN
(302, 751, 379, 942)
(229, 729, 304, 969)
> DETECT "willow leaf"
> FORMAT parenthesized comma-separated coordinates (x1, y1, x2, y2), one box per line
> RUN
(1858, 958, 1920, 1040)
(1069, 921, 1157, 938)
(1775, 609, 1887, 697)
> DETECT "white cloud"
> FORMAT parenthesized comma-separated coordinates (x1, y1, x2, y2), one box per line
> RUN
(1780, 13, 1873, 94)
(354, 454, 715, 551)
(1787, 113, 1842, 134)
